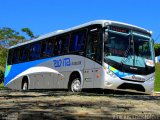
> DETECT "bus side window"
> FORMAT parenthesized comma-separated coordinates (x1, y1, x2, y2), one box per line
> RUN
(69, 30, 86, 52)
(7, 49, 14, 65)
(18, 45, 29, 62)
(61, 35, 69, 54)
(12, 48, 20, 64)
(54, 38, 62, 56)
(54, 35, 69, 56)
(86, 27, 102, 63)
(29, 42, 41, 60)
(41, 39, 54, 58)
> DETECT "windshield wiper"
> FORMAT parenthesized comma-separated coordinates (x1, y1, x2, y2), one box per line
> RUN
(121, 44, 131, 64)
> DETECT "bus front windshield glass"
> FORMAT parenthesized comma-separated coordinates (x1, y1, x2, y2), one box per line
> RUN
(104, 31, 154, 70)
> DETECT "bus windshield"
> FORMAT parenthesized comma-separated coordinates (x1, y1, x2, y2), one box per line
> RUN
(134, 35, 152, 60)
(104, 30, 154, 74)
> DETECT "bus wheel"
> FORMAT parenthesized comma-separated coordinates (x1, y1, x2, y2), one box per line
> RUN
(22, 81, 28, 90)
(71, 78, 81, 92)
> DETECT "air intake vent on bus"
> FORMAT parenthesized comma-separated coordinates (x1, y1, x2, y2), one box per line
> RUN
(117, 83, 145, 92)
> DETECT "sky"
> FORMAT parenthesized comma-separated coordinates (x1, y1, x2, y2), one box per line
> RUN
(0, 0, 160, 43)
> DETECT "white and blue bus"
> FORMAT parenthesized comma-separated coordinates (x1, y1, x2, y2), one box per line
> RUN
(4, 20, 155, 94)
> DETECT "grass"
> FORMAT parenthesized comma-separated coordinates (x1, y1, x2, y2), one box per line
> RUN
(0, 82, 4, 88)
(155, 63, 160, 92)
(0, 66, 5, 71)
(0, 65, 5, 88)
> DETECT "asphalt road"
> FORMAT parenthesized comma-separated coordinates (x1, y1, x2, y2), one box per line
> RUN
(0, 89, 160, 120)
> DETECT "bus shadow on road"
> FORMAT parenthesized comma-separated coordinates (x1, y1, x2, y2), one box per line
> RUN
(1, 89, 160, 120)
(1, 88, 160, 100)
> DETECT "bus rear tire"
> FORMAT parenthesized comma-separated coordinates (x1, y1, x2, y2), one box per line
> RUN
(22, 77, 28, 91)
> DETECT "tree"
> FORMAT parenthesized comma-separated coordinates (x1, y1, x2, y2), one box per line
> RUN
(154, 43, 160, 56)
(0, 47, 7, 67)
(0, 27, 25, 40)
(0, 27, 26, 47)
(0, 27, 36, 83)
(0, 68, 4, 84)
(0, 47, 7, 83)
(21, 28, 35, 39)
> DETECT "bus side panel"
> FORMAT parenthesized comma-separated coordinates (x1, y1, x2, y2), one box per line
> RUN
(60, 55, 85, 89)
(38, 56, 63, 89)
(6, 76, 22, 90)
(37, 55, 85, 89)
(94, 62, 105, 89)
(83, 58, 95, 88)
(83, 57, 104, 89)
(27, 72, 54, 89)
(5, 55, 87, 90)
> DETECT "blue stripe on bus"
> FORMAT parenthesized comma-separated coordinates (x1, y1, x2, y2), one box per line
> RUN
(4, 57, 53, 86)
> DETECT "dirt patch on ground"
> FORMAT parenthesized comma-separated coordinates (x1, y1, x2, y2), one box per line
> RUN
(0, 89, 160, 120)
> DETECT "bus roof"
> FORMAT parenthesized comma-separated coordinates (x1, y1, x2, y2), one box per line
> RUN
(9, 20, 151, 49)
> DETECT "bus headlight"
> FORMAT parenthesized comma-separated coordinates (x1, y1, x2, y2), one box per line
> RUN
(106, 69, 118, 78)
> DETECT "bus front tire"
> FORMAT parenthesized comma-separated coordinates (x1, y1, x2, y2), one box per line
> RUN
(70, 78, 81, 92)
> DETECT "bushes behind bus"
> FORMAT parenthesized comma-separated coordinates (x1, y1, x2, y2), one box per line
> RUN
(0, 68, 4, 84)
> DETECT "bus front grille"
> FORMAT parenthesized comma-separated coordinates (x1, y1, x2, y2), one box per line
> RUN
(117, 83, 145, 92)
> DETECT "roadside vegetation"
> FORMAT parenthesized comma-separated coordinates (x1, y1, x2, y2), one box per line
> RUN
(154, 43, 160, 56)
(0, 27, 36, 87)
(155, 63, 160, 91)
(0, 62, 6, 85)
(0, 82, 4, 88)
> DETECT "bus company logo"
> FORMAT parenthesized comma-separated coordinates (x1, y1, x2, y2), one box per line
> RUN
(53, 58, 71, 67)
